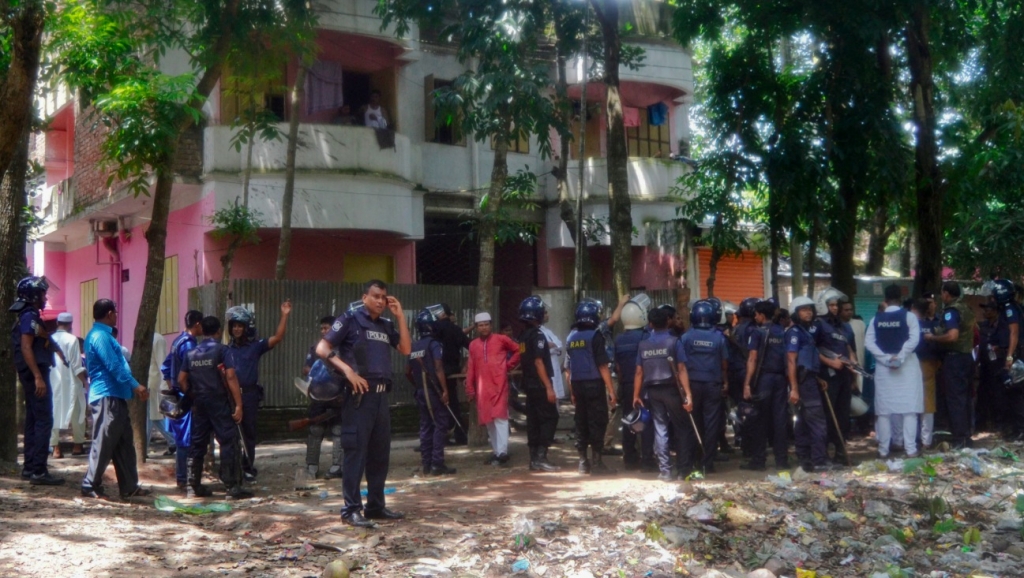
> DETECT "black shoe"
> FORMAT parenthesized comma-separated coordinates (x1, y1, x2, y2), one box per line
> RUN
(496, 453, 510, 464)
(121, 486, 152, 500)
(324, 466, 343, 480)
(484, 453, 500, 466)
(365, 508, 404, 520)
(81, 486, 106, 499)
(657, 472, 674, 482)
(601, 447, 623, 456)
(226, 486, 254, 499)
(20, 470, 33, 480)
(187, 485, 213, 498)
(429, 465, 457, 476)
(30, 473, 65, 486)
(176, 481, 187, 491)
(342, 511, 375, 528)
(162, 447, 176, 456)
(578, 459, 591, 475)
(532, 447, 561, 472)
(739, 462, 766, 472)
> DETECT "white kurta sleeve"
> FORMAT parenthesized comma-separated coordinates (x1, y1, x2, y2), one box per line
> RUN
(66, 337, 85, 383)
(864, 316, 885, 358)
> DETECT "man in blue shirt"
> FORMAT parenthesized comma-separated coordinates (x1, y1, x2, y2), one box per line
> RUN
(81, 299, 151, 500)
(161, 310, 203, 490)
(225, 300, 292, 481)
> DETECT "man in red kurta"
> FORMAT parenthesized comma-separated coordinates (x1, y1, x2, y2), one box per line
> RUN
(465, 312, 521, 465)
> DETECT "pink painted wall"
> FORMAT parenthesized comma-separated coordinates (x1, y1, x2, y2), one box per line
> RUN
(541, 246, 684, 291)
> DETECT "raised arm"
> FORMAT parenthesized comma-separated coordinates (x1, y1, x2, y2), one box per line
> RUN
(267, 300, 292, 349)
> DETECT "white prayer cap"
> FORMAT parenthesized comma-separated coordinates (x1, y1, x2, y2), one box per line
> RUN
(57, 312, 73, 323)
(474, 312, 492, 323)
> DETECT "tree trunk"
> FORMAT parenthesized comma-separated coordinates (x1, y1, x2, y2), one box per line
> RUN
(906, 3, 943, 298)
(0, 0, 45, 183)
(471, 118, 511, 448)
(593, 0, 632, 295)
(554, 40, 589, 294)
(0, 130, 31, 462)
(900, 231, 912, 277)
(865, 205, 892, 276)
(241, 127, 254, 208)
(829, 184, 859, 300)
(276, 66, 306, 281)
(790, 231, 804, 300)
(218, 237, 241, 317)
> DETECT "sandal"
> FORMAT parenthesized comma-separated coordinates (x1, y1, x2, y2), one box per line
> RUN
(52, 446, 63, 459)
(71, 444, 85, 456)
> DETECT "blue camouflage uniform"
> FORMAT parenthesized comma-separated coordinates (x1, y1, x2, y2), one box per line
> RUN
(787, 322, 829, 468)
(162, 331, 196, 485)
(680, 327, 729, 472)
(12, 306, 55, 478)
(614, 328, 653, 468)
(408, 335, 451, 472)
(745, 322, 790, 468)
(637, 329, 690, 477)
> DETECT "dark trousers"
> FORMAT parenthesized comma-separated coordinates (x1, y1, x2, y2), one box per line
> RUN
(824, 369, 852, 459)
(646, 385, 694, 475)
(415, 386, 451, 469)
(748, 373, 790, 467)
(524, 387, 559, 448)
(81, 397, 139, 495)
(943, 352, 974, 446)
(794, 374, 828, 466)
(340, 390, 391, 518)
(306, 401, 343, 470)
(188, 394, 242, 488)
(19, 369, 53, 476)
(977, 359, 1009, 432)
(240, 390, 261, 475)
(690, 380, 725, 471)
(446, 372, 467, 444)
(572, 380, 609, 453)
(1007, 387, 1024, 436)
(620, 382, 654, 467)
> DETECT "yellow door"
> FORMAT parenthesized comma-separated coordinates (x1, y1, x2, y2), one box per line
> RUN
(80, 279, 98, 338)
(343, 254, 394, 284)
(156, 255, 179, 334)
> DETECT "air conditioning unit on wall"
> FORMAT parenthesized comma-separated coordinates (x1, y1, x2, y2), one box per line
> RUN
(92, 219, 118, 237)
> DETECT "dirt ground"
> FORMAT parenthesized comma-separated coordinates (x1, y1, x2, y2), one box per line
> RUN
(0, 421, 1018, 578)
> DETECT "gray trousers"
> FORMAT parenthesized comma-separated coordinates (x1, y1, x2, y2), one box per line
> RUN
(81, 397, 139, 495)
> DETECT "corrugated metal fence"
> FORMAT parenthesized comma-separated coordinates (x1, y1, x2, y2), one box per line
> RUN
(189, 280, 495, 408)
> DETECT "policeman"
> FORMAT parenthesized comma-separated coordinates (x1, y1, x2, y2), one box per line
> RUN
(787, 296, 833, 472)
(988, 280, 1024, 440)
(406, 307, 456, 476)
(225, 300, 292, 482)
(741, 300, 790, 470)
(11, 276, 65, 485)
(161, 310, 204, 491)
(614, 297, 655, 471)
(516, 296, 561, 472)
(924, 281, 977, 449)
(633, 306, 692, 481)
(565, 300, 618, 475)
(679, 300, 730, 474)
(178, 316, 252, 499)
(316, 280, 411, 527)
(728, 298, 759, 456)
(657, 304, 684, 337)
(813, 288, 858, 465)
(304, 315, 344, 479)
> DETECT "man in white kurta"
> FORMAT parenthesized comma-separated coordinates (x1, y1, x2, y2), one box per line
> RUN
(147, 331, 173, 454)
(865, 285, 923, 457)
(49, 313, 87, 457)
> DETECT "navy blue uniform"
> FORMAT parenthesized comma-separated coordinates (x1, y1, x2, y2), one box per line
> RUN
(305, 345, 344, 476)
(746, 323, 790, 467)
(788, 322, 829, 467)
(12, 307, 55, 478)
(226, 338, 270, 477)
(435, 318, 470, 444)
(565, 327, 611, 454)
(614, 328, 654, 468)
(680, 327, 729, 471)
(939, 301, 976, 447)
(408, 336, 450, 471)
(182, 338, 242, 488)
(637, 330, 692, 476)
(324, 309, 401, 519)
(816, 316, 855, 462)
(518, 326, 559, 450)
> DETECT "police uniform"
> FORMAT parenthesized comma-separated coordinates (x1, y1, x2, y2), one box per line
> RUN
(161, 331, 196, 486)
(680, 326, 729, 472)
(323, 308, 401, 520)
(614, 328, 654, 469)
(815, 315, 855, 463)
(12, 305, 55, 478)
(519, 325, 560, 454)
(981, 302, 1024, 437)
(939, 299, 976, 448)
(305, 344, 344, 477)
(226, 337, 271, 478)
(565, 326, 611, 457)
(787, 322, 830, 468)
(408, 335, 451, 473)
(182, 338, 244, 490)
(746, 322, 790, 468)
(727, 318, 755, 455)
(638, 329, 691, 476)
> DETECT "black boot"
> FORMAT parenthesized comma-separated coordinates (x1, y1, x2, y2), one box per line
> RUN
(534, 446, 561, 472)
(528, 445, 540, 471)
(590, 447, 616, 475)
(578, 448, 591, 474)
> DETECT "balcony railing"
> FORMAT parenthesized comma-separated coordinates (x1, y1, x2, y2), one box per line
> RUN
(548, 156, 691, 201)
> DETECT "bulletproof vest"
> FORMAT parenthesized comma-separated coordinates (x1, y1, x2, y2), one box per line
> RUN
(916, 317, 937, 359)
(682, 327, 725, 383)
(759, 323, 788, 375)
(873, 310, 910, 354)
(815, 316, 850, 357)
(614, 329, 647, 385)
(349, 310, 397, 382)
(788, 324, 820, 373)
(409, 336, 439, 388)
(11, 308, 51, 371)
(519, 325, 555, 388)
(185, 339, 229, 398)
(945, 299, 975, 354)
(728, 320, 753, 375)
(639, 330, 677, 386)
(566, 328, 601, 381)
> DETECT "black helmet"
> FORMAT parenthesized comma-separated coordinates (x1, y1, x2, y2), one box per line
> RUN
(226, 306, 257, 341)
(690, 300, 716, 329)
(16, 276, 49, 305)
(574, 299, 601, 327)
(518, 295, 546, 323)
(992, 279, 1015, 305)
(738, 297, 761, 319)
(416, 308, 438, 337)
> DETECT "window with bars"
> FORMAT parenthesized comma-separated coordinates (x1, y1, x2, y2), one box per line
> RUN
(626, 110, 671, 159)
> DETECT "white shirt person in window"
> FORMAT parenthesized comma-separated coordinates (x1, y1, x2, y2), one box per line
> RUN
(363, 90, 389, 129)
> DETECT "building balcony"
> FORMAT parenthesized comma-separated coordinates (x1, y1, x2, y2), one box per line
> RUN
(548, 156, 691, 202)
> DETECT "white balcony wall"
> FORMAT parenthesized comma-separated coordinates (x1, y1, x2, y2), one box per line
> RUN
(547, 157, 691, 202)
(317, 0, 411, 41)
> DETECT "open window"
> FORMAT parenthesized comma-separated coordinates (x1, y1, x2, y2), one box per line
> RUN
(569, 101, 602, 159)
(626, 106, 671, 158)
(424, 75, 465, 146)
(220, 65, 288, 123)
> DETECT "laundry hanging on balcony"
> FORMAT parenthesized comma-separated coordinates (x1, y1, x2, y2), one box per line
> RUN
(647, 102, 668, 126)
(305, 60, 345, 115)
(623, 107, 641, 128)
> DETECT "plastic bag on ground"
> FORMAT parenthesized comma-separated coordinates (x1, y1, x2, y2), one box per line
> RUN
(154, 495, 231, 515)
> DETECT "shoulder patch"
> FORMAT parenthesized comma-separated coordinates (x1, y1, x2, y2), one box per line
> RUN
(332, 319, 344, 332)
(1007, 308, 1015, 318)
(944, 312, 952, 321)
(790, 335, 798, 345)
(536, 338, 546, 349)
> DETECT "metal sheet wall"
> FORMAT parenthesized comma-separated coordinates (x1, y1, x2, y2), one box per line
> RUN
(189, 280, 495, 408)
